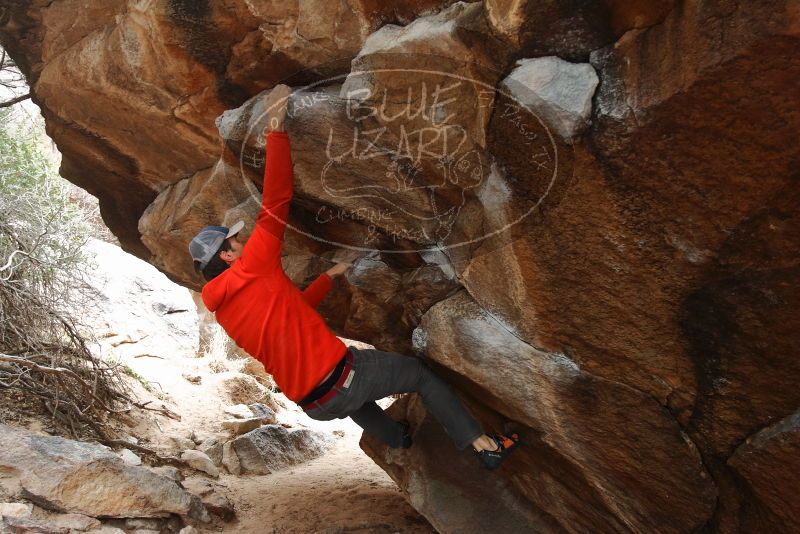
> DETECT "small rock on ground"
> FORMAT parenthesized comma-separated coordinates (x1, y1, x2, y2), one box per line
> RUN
(119, 448, 142, 466)
(181, 450, 219, 478)
(0, 502, 32, 518)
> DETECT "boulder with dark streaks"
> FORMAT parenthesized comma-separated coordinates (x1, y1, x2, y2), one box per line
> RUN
(1, 0, 799, 531)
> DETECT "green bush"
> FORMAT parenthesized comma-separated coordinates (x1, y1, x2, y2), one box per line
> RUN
(0, 107, 129, 439)
(0, 109, 92, 324)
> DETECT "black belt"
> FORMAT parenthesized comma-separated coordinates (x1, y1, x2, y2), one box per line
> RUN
(299, 350, 353, 408)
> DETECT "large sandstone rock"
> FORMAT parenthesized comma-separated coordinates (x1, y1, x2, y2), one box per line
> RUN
(0, 424, 209, 522)
(484, 0, 613, 59)
(406, 291, 716, 532)
(1, 0, 799, 531)
(361, 394, 566, 533)
(231, 425, 333, 475)
(0, 0, 463, 256)
(139, 159, 261, 287)
(341, 1, 511, 149)
(728, 408, 800, 533)
(501, 56, 598, 140)
(484, 0, 675, 59)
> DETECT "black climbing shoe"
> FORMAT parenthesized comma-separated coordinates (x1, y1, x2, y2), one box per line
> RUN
(474, 432, 520, 470)
(399, 420, 413, 449)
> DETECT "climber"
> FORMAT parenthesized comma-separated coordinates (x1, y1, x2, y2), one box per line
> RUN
(187, 84, 520, 470)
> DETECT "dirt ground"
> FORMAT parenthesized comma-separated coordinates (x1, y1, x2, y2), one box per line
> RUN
(2, 358, 435, 534)
(126, 343, 435, 534)
(217, 425, 433, 534)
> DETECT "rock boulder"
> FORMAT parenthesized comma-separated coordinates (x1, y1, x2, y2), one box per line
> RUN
(232, 425, 333, 475)
(1, 0, 798, 531)
(0, 424, 209, 522)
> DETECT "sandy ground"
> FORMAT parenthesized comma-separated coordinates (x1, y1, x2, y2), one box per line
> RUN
(80, 239, 435, 534)
(217, 424, 434, 534)
(126, 340, 435, 534)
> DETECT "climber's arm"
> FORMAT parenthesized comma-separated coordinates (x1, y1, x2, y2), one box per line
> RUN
(300, 263, 350, 308)
(238, 85, 293, 274)
(255, 130, 293, 240)
(301, 273, 334, 308)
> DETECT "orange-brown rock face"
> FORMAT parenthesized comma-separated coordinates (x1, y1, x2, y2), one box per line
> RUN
(2, 0, 799, 532)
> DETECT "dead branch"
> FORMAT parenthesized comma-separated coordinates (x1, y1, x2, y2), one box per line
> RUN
(0, 91, 31, 108)
(0, 82, 134, 445)
(0, 353, 130, 414)
(106, 439, 184, 467)
(133, 400, 182, 421)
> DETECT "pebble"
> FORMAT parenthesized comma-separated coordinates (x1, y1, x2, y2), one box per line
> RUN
(223, 404, 253, 419)
(0, 502, 32, 518)
(181, 450, 220, 478)
(119, 448, 142, 466)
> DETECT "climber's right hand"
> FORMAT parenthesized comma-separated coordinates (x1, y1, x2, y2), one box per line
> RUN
(263, 84, 291, 132)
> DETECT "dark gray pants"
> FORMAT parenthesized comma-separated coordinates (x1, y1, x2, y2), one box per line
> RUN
(302, 346, 484, 450)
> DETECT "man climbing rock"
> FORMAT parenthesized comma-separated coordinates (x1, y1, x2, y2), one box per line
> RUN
(188, 84, 520, 470)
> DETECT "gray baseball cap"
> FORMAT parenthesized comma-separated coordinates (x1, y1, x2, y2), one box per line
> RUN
(189, 220, 245, 271)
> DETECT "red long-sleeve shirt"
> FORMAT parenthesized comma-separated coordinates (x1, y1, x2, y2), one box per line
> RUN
(201, 130, 347, 402)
